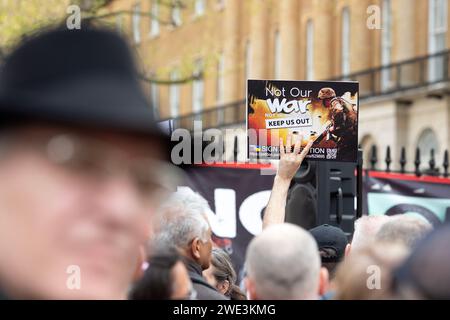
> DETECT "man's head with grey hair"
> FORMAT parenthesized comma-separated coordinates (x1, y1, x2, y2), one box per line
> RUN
(245, 223, 325, 300)
(348, 215, 391, 255)
(153, 188, 213, 270)
(376, 214, 432, 248)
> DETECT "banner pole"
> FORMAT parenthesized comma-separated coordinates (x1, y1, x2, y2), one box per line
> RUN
(356, 149, 363, 219)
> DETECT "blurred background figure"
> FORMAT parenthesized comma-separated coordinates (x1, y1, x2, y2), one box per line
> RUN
(346, 215, 391, 255)
(376, 214, 433, 249)
(203, 248, 246, 300)
(152, 189, 227, 300)
(0, 26, 173, 299)
(391, 223, 450, 299)
(130, 247, 194, 300)
(334, 242, 409, 300)
(245, 223, 328, 300)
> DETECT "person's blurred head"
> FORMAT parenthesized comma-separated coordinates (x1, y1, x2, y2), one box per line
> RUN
(154, 188, 213, 270)
(376, 214, 432, 248)
(347, 215, 391, 255)
(0, 27, 171, 299)
(309, 224, 348, 279)
(392, 223, 450, 299)
(334, 242, 409, 300)
(203, 248, 246, 300)
(130, 248, 194, 300)
(245, 223, 327, 300)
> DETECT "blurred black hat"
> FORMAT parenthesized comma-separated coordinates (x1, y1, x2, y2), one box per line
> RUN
(0, 26, 164, 139)
(309, 224, 348, 262)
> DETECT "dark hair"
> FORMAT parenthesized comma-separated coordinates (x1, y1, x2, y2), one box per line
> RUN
(129, 248, 181, 300)
(210, 248, 246, 300)
(319, 247, 340, 279)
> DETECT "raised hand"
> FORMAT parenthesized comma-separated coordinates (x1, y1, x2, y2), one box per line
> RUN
(277, 134, 314, 181)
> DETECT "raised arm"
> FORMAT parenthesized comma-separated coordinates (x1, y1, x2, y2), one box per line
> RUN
(262, 134, 313, 229)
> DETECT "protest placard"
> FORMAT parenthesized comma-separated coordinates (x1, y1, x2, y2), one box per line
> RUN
(247, 79, 359, 162)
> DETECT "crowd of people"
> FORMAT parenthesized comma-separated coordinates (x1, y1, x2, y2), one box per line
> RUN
(0, 25, 448, 300)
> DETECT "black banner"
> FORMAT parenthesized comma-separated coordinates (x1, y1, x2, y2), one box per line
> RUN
(181, 166, 450, 278)
(181, 164, 274, 278)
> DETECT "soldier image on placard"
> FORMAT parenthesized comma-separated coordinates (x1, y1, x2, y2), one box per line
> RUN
(315, 87, 358, 160)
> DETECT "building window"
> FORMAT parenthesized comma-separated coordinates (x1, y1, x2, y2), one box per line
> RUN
(341, 7, 350, 78)
(428, 0, 448, 81)
(150, 82, 159, 119)
(132, 3, 141, 44)
(381, 0, 392, 91)
(245, 41, 252, 80)
(172, 1, 182, 26)
(195, 0, 206, 16)
(192, 59, 204, 114)
(306, 19, 314, 80)
(274, 30, 281, 79)
(150, 0, 160, 37)
(417, 128, 440, 167)
(169, 70, 180, 118)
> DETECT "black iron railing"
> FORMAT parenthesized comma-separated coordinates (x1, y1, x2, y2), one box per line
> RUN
(367, 145, 449, 178)
(167, 50, 450, 130)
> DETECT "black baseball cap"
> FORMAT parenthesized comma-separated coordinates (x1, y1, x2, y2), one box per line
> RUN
(309, 224, 348, 262)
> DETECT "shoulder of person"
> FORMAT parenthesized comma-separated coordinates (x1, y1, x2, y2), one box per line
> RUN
(189, 274, 228, 300)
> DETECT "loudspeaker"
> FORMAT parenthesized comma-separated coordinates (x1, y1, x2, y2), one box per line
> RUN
(286, 150, 363, 236)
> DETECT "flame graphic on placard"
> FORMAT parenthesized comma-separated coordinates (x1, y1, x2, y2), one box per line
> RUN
(248, 98, 333, 147)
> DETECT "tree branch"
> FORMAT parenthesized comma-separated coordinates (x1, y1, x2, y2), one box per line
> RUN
(139, 72, 203, 85)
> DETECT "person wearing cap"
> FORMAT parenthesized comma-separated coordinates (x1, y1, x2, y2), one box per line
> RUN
(309, 224, 348, 299)
(309, 224, 348, 279)
(0, 26, 175, 299)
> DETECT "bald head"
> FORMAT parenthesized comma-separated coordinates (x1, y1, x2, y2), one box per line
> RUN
(245, 223, 321, 300)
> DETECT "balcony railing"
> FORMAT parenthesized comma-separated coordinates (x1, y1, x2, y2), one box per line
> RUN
(170, 100, 246, 131)
(168, 50, 450, 130)
(332, 49, 450, 99)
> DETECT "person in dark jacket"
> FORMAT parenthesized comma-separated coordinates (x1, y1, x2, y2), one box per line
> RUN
(130, 247, 195, 300)
(153, 189, 228, 300)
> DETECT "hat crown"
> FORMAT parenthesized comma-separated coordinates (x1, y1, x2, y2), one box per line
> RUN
(0, 26, 162, 137)
(1, 27, 138, 91)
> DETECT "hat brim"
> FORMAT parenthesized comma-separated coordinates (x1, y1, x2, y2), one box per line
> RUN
(0, 73, 167, 140)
